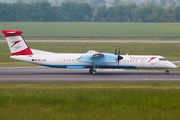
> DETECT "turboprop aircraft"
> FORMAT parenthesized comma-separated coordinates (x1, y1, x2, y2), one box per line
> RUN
(2, 30, 177, 75)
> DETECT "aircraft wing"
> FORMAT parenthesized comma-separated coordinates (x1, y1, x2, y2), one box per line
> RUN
(77, 51, 117, 65)
(89, 53, 104, 58)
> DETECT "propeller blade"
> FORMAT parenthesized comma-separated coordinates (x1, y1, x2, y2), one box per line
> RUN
(117, 48, 123, 66)
(118, 48, 120, 65)
(115, 48, 117, 55)
(118, 48, 120, 56)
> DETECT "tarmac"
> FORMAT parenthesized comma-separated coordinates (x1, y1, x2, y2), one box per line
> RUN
(0, 67, 180, 82)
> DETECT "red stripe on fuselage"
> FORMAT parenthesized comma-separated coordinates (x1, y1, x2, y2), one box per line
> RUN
(148, 57, 157, 62)
(12, 47, 33, 56)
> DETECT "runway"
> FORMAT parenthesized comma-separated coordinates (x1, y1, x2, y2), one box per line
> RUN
(1, 40, 180, 43)
(0, 67, 180, 82)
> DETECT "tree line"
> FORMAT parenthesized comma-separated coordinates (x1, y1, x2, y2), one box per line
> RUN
(1, 2, 180, 22)
(0, 2, 93, 21)
(95, 4, 180, 22)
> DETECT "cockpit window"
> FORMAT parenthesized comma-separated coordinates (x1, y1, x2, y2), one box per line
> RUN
(159, 58, 167, 61)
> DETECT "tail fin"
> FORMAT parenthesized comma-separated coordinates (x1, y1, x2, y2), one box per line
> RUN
(2, 30, 33, 56)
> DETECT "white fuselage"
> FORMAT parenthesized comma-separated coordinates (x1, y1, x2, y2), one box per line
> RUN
(10, 49, 177, 70)
(2, 30, 177, 74)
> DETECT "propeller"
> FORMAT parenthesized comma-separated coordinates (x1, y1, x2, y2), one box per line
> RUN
(115, 48, 123, 65)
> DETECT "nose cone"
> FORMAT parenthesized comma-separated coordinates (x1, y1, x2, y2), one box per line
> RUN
(167, 62, 177, 69)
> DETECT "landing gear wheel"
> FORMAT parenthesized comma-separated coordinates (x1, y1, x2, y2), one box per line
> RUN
(89, 68, 93, 74)
(165, 70, 169, 74)
(92, 70, 97, 75)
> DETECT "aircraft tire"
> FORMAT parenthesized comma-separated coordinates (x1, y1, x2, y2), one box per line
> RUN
(165, 70, 169, 74)
(89, 68, 93, 74)
(92, 70, 97, 75)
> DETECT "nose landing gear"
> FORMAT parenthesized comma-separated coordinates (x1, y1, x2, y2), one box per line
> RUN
(165, 70, 169, 74)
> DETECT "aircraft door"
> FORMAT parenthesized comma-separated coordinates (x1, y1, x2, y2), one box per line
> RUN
(166, 61, 168, 69)
(140, 60, 144, 68)
(59, 58, 63, 66)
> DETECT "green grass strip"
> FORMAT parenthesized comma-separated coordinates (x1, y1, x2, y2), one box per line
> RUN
(1, 22, 180, 38)
(0, 82, 180, 120)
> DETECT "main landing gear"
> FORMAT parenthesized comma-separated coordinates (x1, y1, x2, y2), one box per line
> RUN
(89, 65, 99, 75)
(165, 69, 169, 74)
(89, 68, 97, 75)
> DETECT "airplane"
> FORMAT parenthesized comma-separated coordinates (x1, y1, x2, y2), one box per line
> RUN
(2, 30, 177, 75)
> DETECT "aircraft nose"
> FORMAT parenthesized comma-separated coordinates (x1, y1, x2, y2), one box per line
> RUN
(167, 62, 177, 69)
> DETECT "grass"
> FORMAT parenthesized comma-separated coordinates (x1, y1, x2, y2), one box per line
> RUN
(1, 22, 180, 38)
(1, 38, 180, 40)
(0, 62, 39, 67)
(0, 82, 180, 120)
